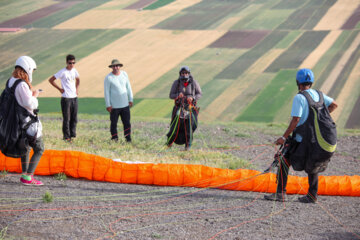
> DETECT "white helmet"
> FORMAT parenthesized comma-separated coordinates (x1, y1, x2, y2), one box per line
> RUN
(15, 56, 37, 82)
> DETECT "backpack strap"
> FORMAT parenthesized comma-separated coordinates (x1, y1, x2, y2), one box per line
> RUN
(8, 79, 25, 94)
(298, 90, 324, 108)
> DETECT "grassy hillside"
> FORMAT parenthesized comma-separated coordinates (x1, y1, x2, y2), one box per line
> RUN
(36, 113, 359, 169)
(0, 0, 359, 128)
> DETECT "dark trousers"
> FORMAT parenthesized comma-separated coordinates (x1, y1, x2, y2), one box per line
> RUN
(277, 157, 319, 199)
(21, 137, 44, 174)
(61, 97, 78, 139)
(110, 106, 131, 141)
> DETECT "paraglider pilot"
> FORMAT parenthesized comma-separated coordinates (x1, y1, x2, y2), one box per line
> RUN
(167, 66, 202, 150)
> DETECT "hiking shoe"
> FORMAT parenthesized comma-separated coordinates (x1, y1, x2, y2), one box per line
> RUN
(64, 138, 72, 143)
(20, 176, 43, 186)
(298, 195, 316, 203)
(264, 193, 287, 202)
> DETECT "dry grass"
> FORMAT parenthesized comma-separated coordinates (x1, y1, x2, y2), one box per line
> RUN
(320, 32, 360, 94)
(314, 0, 359, 30)
(332, 58, 360, 122)
(300, 30, 342, 69)
(53, 0, 201, 29)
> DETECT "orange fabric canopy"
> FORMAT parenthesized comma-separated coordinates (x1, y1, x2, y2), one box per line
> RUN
(1, 150, 359, 196)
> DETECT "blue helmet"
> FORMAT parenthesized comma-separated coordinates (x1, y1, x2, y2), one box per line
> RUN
(296, 68, 314, 84)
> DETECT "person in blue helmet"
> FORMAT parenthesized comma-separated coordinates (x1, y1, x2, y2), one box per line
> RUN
(264, 68, 337, 203)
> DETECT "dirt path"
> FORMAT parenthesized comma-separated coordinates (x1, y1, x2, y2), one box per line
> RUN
(1, 130, 359, 239)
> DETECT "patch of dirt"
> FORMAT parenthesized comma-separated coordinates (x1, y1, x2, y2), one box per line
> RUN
(1, 124, 359, 239)
(0, 1, 79, 28)
(341, 5, 360, 30)
(209, 30, 270, 49)
(314, 0, 358, 30)
(124, 0, 156, 10)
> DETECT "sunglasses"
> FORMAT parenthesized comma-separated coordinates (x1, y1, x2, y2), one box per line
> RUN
(67, 62, 76, 65)
(112, 65, 121, 68)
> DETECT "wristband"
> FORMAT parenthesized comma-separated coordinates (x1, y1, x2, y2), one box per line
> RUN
(280, 136, 286, 141)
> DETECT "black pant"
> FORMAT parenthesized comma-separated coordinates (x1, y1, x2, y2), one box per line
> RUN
(110, 106, 131, 141)
(21, 137, 44, 174)
(167, 105, 198, 147)
(61, 97, 78, 139)
(277, 155, 319, 199)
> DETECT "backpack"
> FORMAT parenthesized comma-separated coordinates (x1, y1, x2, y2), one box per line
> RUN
(0, 79, 33, 158)
(290, 90, 337, 174)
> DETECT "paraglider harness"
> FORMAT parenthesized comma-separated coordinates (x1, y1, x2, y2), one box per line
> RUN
(0, 79, 39, 158)
(173, 78, 200, 119)
(264, 137, 293, 173)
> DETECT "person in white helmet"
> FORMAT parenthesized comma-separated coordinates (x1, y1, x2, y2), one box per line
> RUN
(8, 56, 44, 186)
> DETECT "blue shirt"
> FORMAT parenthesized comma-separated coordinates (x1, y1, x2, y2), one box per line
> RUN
(291, 89, 333, 142)
(104, 71, 133, 109)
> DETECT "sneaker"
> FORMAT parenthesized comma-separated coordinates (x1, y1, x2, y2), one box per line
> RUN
(64, 138, 72, 143)
(20, 176, 43, 186)
(264, 193, 287, 202)
(185, 145, 191, 151)
(298, 195, 316, 203)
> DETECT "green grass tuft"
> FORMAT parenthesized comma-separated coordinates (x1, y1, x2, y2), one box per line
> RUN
(54, 172, 67, 181)
(0, 170, 8, 178)
(42, 191, 54, 203)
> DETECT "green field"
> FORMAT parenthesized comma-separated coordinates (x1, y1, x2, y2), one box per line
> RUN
(236, 70, 297, 122)
(218, 73, 276, 121)
(131, 99, 173, 118)
(315, 30, 360, 91)
(243, 9, 294, 30)
(0, 0, 54, 23)
(216, 31, 288, 79)
(0, 28, 131, 88)
(153, 0, 251, 30)
(265, 31, 329, 72)
(24, 0, 111, 28)
(276, 0, 336, 30)
(144, 0, 176, 10)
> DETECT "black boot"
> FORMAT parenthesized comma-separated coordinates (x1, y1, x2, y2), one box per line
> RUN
(264, 193, 287, 202)
(298, 195, 316, 203)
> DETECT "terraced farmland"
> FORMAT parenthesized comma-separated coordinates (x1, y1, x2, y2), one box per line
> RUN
(0, 0, 359, 128)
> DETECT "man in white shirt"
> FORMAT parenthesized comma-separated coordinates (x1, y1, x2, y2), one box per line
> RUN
(49, 54, 80, 142)
(104, 59, 133, 142)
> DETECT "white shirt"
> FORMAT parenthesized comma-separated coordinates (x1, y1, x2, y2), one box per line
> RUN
(54, 67, 79, 98)
(8, 77, 42, 138)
